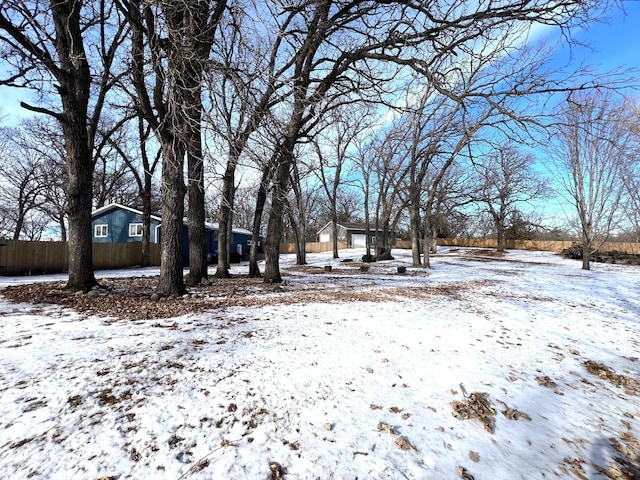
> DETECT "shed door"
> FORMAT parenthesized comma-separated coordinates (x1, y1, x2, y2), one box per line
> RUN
(319, 233, 330, 243)
(351, 234, 366, 248)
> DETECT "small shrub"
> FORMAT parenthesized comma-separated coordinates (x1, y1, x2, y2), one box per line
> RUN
(562, 243, 583, 259)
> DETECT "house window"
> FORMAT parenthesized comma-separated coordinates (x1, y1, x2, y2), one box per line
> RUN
(129, 223, 143, 237)
(95, 224, 108, 238)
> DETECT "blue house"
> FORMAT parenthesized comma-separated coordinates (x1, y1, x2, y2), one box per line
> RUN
(92, 203, 162, 244)
(91, 203, 261, 265)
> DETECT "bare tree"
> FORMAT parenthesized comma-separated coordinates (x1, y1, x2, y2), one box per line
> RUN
(548, 90, 635, 269)
(621, 97, 640, 242)
(314, 108, 370, 259)
(27, 119, 69, 241)
(0, 124, 46, 239)
(288, 145, 322, 265)
(0, 0, 127, 290)
(204, 3, 292, 278)
(93, 121, 141, 209)
(469, 145, 548, 252)
(101, 116, 162, 266)
(120, 0, 226, 293)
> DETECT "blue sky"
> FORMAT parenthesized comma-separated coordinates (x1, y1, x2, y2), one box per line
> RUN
(553, 1, 640, 73)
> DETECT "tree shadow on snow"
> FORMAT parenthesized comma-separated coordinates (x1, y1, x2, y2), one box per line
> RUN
(591, 435, 640, 479)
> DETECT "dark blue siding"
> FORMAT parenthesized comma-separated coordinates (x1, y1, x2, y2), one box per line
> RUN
(179, 226, 260, 266)
(92, 207, 160, 243)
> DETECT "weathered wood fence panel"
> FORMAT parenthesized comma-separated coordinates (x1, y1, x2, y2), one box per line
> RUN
(0, 240, 161, 276)
(92, 242, 161, 270)
(280, 240, 348, 254)
(435, 238, 640, 255)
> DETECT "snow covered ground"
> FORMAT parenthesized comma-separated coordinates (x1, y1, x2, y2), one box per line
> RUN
(0, 247, 639, 480)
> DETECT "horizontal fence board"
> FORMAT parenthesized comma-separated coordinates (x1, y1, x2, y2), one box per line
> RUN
(280, 240, 348, 254)
(0, 240, 160, 276)
(435, 238, 640, 255)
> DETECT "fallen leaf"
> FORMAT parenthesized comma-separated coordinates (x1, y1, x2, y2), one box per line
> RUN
(458, 466, 475, 479)
(370, 404, 383, 410)
(469, 451, 480, 462)
(395, 436, 412, 450)
(377, 422, 397, 434)
(269, 462, 285, 479)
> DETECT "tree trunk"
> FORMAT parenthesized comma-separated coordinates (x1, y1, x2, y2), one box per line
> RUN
(216, 157, 236, 278)
(216, 169, 235, 278)
(13, 213, 23, 240)
(363, 178, 372, 258)
(58, 213, 67, 242)
(263, 157, 291, 283)
(249, 189, 265, 278)
(332, 215, 339, 259)
(582, 231, 591, 270)
(423, 214, 432, 268)
(297, 226, 307, 265)
(249, 163, 273, 278)
(48, 0, 97, 290)
(157, 139, 186, 295)
(63, 106, 97, 290)
(141, 177, 152, 267)
(409, 182, 422, 267)
(187, 120, 207, 283)
(288, 209, 306, 265)
(496, 216, 506, 252)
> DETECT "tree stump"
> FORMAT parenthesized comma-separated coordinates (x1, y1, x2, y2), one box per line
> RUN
(397, 266, 407, 274)
(324, 265, 332, 272)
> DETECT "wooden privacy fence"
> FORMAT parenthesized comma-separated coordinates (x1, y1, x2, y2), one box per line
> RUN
(280, 240, 348, 254)
(0, 240, 161, 276)
(436, 238, 640, 255)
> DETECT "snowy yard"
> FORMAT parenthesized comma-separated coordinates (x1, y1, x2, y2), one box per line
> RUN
(0, 247, 639, 480)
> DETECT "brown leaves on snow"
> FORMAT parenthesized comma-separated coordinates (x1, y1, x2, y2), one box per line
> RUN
(451, 390, 496, 434)
(583, 360, 640, 395)
(451, 386, 532, 433)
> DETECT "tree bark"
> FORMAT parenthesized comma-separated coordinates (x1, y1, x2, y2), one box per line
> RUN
(331, 216, 339, 259)
(248, 183, 266, 278)
(187, 115, 207, 283)
(249, 161, 274, 278)
(157, 137, 186, 295)
(409, 177, 422, 267)
(141, 185, 152, 267)
(582, 230, 591, 270)
(216, 159, 235, 278)
(263, 154, 292, 283)
(25, 0, 98, 290)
